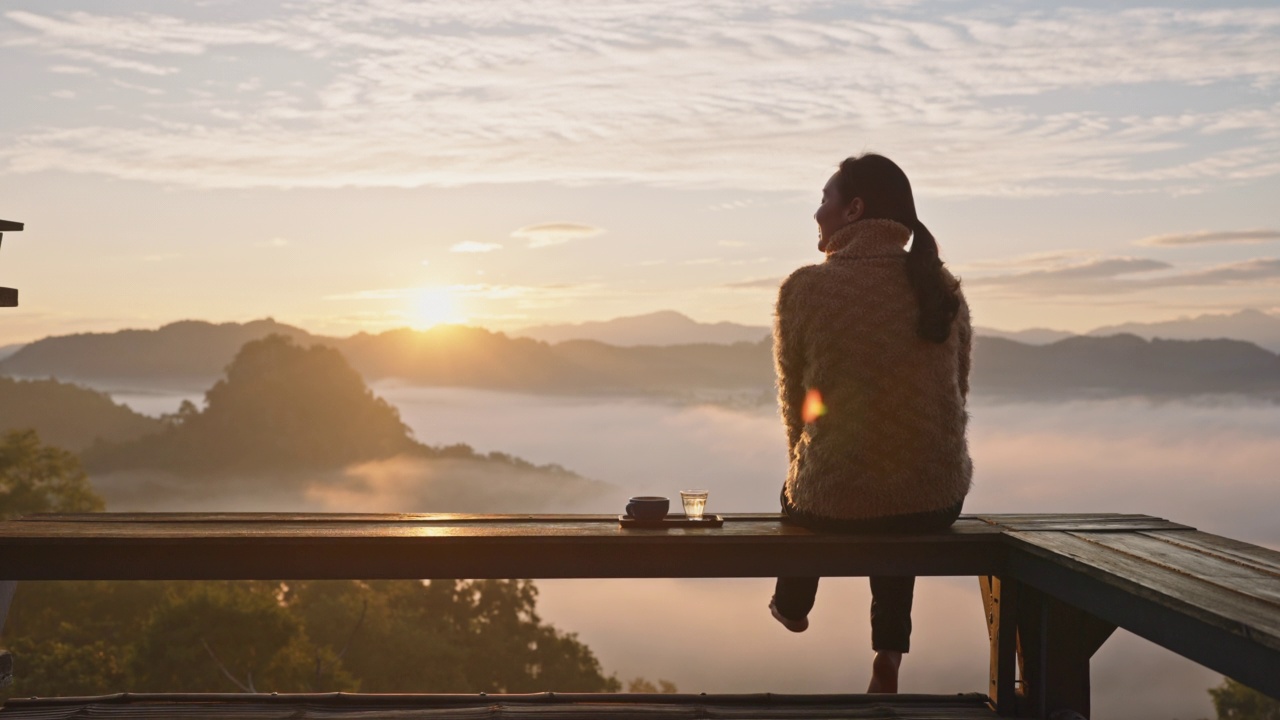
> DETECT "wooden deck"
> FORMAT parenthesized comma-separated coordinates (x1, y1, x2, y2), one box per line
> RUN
(1, 512, 1276, 717)
(0, 692, 999, 719)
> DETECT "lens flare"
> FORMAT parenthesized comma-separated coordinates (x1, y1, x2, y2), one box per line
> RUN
(802, 388, 827, 423)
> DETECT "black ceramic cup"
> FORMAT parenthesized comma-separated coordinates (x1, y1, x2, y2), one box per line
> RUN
(626, 496, 670, 521)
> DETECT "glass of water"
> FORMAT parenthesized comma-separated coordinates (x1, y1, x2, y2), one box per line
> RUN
(680, 490, 709, 520)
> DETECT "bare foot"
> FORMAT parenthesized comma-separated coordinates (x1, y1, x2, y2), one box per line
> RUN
(866, 651, 902, 693)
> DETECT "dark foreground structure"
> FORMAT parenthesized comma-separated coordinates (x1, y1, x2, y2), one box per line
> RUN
(0, 219, 24, 308)
(0, 512, 1276, 719)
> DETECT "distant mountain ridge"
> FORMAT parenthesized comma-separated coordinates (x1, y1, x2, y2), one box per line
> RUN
(0, 318, 317, 388)
(3, 317, 1279, 402)
(972, 334, 1280, 399)
(972, 327, 1076, 345)
(1088, 309, 1280, 353)
(508, 308, 1280, 352)
(513, 310, 770, 346)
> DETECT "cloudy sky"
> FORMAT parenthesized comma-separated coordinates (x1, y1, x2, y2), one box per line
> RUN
(1, 0, 1278, 343)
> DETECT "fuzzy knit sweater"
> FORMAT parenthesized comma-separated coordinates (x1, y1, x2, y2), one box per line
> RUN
(775, 219, 973, 521)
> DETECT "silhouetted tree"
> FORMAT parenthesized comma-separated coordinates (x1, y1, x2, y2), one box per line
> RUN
(4, 578, 620, 698)
(129, 581, 349, 692)
(0, 429, 103, 519)
(1211, 677, 1280, 719)
(84, 335, 417, 474)
(286, 579, 620, 693)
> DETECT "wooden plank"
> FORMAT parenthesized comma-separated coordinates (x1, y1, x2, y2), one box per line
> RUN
(0, 516, 1006, 581)
(0, 516, 1002, 541)
(978, 576, 1018, 715)
(1077, 532, 1280, 605)
(20, 512, 1005, 533)
(0, 693, 1000, 719)
(1070, 531, 1280, 604)
(1143, 530, 1280, 575)
(1006, 530, 1280, 699)
(1011, 531, 1280, 646)
(974, 514, 1192, 532)
(0, 220, 22, 233)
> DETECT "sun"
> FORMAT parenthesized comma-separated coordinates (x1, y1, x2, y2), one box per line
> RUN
(409, 287, 466, 329)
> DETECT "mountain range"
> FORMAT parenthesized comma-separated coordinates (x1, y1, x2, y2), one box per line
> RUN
(1087, 309, 1280, 352)
(470, 308, 1280, 351)
(3, 315, 1278, 402)
(510, 309, 1280, 351)
(6, 309, 1279, 359)
(513, 310, 770, 346)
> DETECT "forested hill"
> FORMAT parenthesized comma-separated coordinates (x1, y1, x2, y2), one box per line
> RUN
(3, 335, 610, 513)
(970, 335, 1280, 399)
(0, 376, 163, 451)
(4, 319, 1280, 401)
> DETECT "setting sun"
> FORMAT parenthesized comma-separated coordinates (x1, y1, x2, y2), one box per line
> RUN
(409, 287, 466, 329)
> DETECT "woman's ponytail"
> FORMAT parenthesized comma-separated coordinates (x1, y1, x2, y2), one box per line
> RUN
(905, 219, 960, 344)
(834, 154, 962, 344)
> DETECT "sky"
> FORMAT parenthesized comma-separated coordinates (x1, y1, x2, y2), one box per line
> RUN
(1, 0, 1279, 345)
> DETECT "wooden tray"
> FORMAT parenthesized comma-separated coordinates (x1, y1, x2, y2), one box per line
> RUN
(618, 514, 724, 529)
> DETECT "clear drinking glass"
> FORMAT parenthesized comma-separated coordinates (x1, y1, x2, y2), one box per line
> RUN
(680, 490, 709, 520)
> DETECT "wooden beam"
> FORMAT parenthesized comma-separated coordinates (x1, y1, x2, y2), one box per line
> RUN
(0, 515, 1006, 581)
(1013, 585, 1115, 718)
(0, 220, 22, 232)
(1007, 530, 1280, 699)
(0, 692, 1004, 719)
(0, 287, 17, 307)
(979, 576, 1019, 716)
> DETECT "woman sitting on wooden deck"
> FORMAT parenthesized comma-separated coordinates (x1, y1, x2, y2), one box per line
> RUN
(768, 153, 973, 693)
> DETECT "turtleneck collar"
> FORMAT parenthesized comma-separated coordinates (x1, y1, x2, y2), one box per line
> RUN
(824, 218, 912, 259)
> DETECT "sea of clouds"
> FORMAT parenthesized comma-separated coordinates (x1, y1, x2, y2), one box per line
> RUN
(101, 385, 1280, 719)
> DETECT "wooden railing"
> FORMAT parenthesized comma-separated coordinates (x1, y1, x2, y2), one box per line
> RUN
(1, 512, 1277, 718)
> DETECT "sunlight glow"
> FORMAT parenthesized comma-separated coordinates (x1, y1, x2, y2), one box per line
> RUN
(409, 287, 467, 329)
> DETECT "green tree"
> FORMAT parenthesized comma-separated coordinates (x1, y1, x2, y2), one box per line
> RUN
(129, 581, 350, 692)
(3, 581, 169, 697)
(627, 677, 679, 693)
(4, 578, 616, 698)
(287, 579, 620, 693)
(1210, 677, 1280, 719)
(0, 429, 103, 519)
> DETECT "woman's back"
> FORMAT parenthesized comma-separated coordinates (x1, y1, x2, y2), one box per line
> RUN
(775, 218, 972, 522)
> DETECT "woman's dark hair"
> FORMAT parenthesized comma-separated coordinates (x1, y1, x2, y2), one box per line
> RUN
(831, 153, 960, 343)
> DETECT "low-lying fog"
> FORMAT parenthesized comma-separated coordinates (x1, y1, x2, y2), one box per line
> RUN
(104, 386, 1280, 720)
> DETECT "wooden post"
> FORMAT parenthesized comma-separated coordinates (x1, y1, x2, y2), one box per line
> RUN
(0, 579, 12, 688)
(0, 219, 25, 307)
(980, 575, 1019, 715)
(1014, 584, 1116, 718)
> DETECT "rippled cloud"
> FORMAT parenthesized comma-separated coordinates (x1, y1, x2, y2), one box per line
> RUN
(2, 2, 1278, 195)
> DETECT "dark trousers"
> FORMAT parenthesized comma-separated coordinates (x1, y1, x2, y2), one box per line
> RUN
(772, 490, 964, 652)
